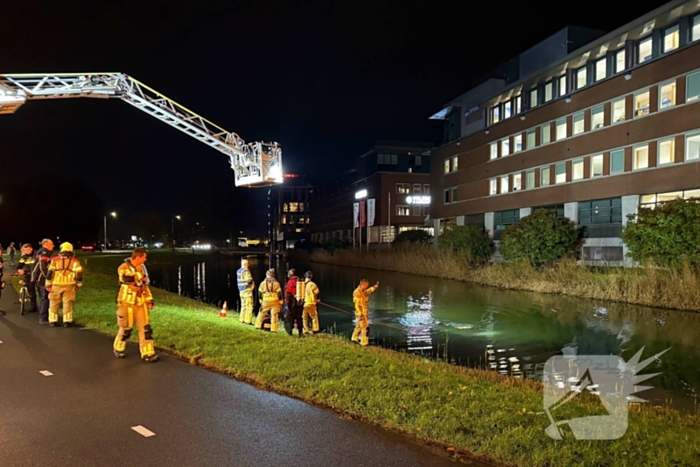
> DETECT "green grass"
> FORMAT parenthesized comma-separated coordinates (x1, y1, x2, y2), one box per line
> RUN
(20, 253, 700, 466)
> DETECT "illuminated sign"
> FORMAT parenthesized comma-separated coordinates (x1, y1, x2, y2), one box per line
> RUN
(406, 195, 430, 205)
(355, 189, 368, 199)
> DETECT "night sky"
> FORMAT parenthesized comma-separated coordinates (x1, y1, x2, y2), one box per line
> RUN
(1, 0, 666, 241)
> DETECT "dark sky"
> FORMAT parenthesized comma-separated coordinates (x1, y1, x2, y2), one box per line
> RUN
(1, 0, 666, 239)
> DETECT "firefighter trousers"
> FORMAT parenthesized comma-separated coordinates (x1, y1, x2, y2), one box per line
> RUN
(48, 284, 76, 324)
(303, 303, 319, 333)
(239, 292, 254, 324)
(255, 301, 281, 332)
(113, 303, 155, 358)
(351, 313, 369, 346)
(284, 304, 303, 336)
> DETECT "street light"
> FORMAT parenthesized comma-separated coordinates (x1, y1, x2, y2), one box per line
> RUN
(104, 211, 116, 250)
(171, 215, 181, 248)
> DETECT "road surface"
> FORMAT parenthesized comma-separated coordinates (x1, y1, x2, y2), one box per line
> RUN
(0, 270, 477, 467)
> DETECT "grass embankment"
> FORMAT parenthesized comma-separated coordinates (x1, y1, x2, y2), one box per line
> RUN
(291, 246, 700, 312)
(27, 252, 698, 466)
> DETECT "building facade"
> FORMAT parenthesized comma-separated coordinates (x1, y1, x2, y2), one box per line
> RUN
(274, 174, 314, 249)
(430, 0, 700, 264)
(310, 141, 433, 244)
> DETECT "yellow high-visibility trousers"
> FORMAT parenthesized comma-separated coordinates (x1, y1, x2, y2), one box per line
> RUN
(239, 292, 254, 324)
(351, 313, 369, 346)
(113, 303, 155, 358)
(48, 284, 76, 324)
(303, 303, 319, 333)
(255, 301, 281, 332)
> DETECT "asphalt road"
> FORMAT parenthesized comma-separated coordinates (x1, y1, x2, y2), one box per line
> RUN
(0, 270, 474, 467)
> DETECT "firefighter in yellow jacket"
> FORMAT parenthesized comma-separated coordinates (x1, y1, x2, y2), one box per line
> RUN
(45, 242, 83, 327)
(300, 271, 321, 334)
(255, 268, 283, 332)
(351, 278, 379, 346)
(113, 248, 158, 362)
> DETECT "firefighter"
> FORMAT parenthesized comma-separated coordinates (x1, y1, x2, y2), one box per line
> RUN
(113, 248, 158, 362)
(16, 243, 37, 313)
(283, 269, 303, 336)
(255, 268, 283, 332)
(31, 239, 54, 324)
(351, 278, 379, 346)
(301, 271, 321, 334)
(45, 242, 83, 327)
(237, 258, 255, 324)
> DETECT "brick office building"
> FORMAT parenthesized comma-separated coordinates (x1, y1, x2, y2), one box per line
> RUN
(429, 0, 700, 264)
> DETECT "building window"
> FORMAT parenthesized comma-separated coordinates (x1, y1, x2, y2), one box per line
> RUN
(283, 203, 289, 212)
(592, 105, 604, 130)
(281, 214, 287, 224)
(663, 25, 679, 53)
(694, 15, 700, 42)
(451, 187, 457, 202)
(396, 183, 410, 194)
(530, 88, 538, 108)
(397, 205, 410, 216)
(611, 149, 625, 174)
(489, 179, 497, 195)
(687, 133, 700, 160)
(555, 162, 566, 184)
(513, 173, 522, 191)
(541, 166, 551, 186)
(501, 139, 510, 157)
(591, 154, 604, 177)
(573, 112, 584, 135)
(612, 98, 626, 123)
(492, 106, 500, 124)
(500, 176, 509, 193)
(658, 139, 674, 165)
(641, 189, 700, 208)
(659, 81, 676, 109)
(413, 183, 422, 193)
(556, 118, 567, 140)
(378, 153, 398, 165)
(288, 202, 299, 212)
(572, 159, 584, 180)
(514, 134, 522, 153)
(545, 82, 553, 102)
(504, 101, 512, 119)
(443, 160, 450, 174)
(595, 58, 607, 81)
(494, 209, 520, 233)
(634, 91, 650, 117)
(638, 37, 652, 63)
(633, 145, 649, 170)
(579, 198, 622, 225)
(687, 71, 700, 102)
(451, 156, 458, 171)
(576, 67, 587, 89)
(534, 204, 565, 218)
(423, 184, 430, 194)
(526, 130, 536, 150)
(541, 124, 551, 144)
(558, 75, 567, 97)
(526, 170, 535, 189)
(490, 142, 498, 160)
(615, 49, 626, 73)
(413, 206, 421, 216)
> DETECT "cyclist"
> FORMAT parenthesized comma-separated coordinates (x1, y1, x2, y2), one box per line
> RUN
(7, 242, 17, 265)
(16, 243, 37, 313)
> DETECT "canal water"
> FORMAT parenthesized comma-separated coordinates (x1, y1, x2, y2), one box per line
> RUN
(147, 253, 700, 412)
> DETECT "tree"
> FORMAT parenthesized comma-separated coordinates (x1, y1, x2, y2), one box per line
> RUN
(393, 229, 433, 245)
(438, 224, 494, 263)
(621, 198, 700, 267)
(499, 210, 580, 266)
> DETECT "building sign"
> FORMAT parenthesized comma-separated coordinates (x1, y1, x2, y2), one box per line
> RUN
(360, 200, 366, 227)
(367, 198, 376, 226)
(353, 202, 359, 228)
(406, 195, 430, 205)
(355, 189, 367, 199)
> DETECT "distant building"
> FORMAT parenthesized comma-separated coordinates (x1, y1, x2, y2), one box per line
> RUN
(310, 141, 433, 245)
(429, 0, 700, 265)
(275, 174, 313, 249)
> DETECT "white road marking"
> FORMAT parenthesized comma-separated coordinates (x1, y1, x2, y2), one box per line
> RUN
(39, 370, 53, 376)
(131, 425, 156, 437)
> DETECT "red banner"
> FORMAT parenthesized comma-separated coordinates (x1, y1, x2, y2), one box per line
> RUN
(359, 200, 366, 228)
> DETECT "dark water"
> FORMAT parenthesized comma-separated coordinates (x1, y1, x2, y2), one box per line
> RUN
(147, 253, 700, 413)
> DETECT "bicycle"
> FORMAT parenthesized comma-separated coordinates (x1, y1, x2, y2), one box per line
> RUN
(11, 274, 30, 315)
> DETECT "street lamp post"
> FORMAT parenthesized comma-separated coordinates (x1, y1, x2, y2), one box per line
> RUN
(171, 215, 181, 250)
(104, 212, 116, 250)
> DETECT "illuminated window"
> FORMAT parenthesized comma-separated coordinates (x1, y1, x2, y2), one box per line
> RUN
(595, 58, 607, 81)
(500, 176, 509, 193)
(633, 145, 649, 170)
(558, 75, 567, 96)
(612, 98, 626, 123)
(658, 139, 674, 165)
(490, 142, 498, 160)
(687, 71, 700, 102)
(530, 88, 538, 108)
(526, 170, 535, 189)
(443, 159, 449, 174)
(573, 112, 584, 135)
(615, 49, 626, 73)
(288, 202, 299, 212)
(396, 205, 410, 216)
(526, 130, 536, 149)
(451, 156, 459, 171)
(556, 118, 567, 140)
(638, 37, 652, 63)
(513, 173, 522, 191)
(541, 166, 551, 186)
(591, 154, 603, 177)
(515, 95, 522, 114)
(299, 202, 305, 211)
(664, 25, 679, 53)
(541, 124, 551, 144)
(592, 105, 604, 130)
(514, 134, 522, 153)
(659, 81, 676, 109)
(396, 183, 410, 194)
(686, 133, 700, 161)
(611, 149, 625, 174)
(634, 91, 650, 117)
(504, 101, 512, 119)
(694, 15, 700, 41)
(489, 179, 497, 195)
(283, 203, 289, 212)
(545, 82, 553, 102)
(281, 215, 287, 224)
(501, 139, 510, 157)
(555, 162, 566, 184)
(492, 106, 500, 124)
(576, 67, 587, 89)
(572, 159, 584, 180)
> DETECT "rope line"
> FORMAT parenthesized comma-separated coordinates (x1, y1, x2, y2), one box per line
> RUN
(318, 302, 406, 332)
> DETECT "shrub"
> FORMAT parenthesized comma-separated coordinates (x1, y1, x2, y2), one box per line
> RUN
(499, 210, 580, 267)
(438, 224, 494, 263)
(622, 198, 700, 267)
(321, 237, 352, 255)
(392, 229, 433, 245)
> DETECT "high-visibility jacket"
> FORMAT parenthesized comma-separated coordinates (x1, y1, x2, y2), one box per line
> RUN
(353, 285, 377, 315)
(17, 254, 36, 281)
(303, 280, 319, 305)
(117, 259, 153, 306)
(46, 254, 83, 287)
(237, 267, 254, 295)
(258, 278, 282, 305)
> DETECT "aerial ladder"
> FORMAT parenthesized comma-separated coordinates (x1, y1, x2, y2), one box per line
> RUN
(0, 73, 282, 187)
